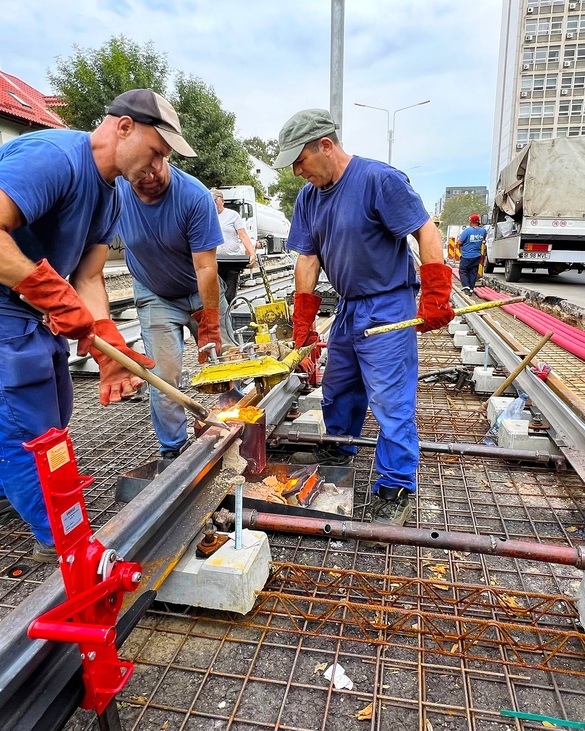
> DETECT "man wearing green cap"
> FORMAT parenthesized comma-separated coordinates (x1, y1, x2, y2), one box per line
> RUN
(274, 108, 454, 533)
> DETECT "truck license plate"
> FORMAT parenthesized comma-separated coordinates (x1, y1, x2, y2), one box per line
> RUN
(519, 251, 550, 260)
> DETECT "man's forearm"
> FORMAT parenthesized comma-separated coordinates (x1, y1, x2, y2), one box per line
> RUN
(294, 254, 321, 293)
(197, 267, 221, 310)
(0, 231, 36, 287)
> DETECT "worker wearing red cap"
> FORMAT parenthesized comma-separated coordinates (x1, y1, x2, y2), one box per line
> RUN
(457, 214, 487, 294)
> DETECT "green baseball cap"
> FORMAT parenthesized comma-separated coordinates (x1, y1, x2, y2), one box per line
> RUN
(273, 108, 339, 169)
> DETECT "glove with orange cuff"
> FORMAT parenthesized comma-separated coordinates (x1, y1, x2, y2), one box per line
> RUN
(78, 319, 156, 406)
(12, 258, 94, 340)
(416, 263, 455, 333)
(192, 308, 221, 363)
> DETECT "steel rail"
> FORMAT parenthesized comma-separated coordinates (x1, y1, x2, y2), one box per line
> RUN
(0, 424, 242, 725)
(452, 292, 585, 480)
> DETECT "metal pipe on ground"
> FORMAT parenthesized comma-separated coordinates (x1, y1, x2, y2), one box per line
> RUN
(240, 510, 585, 569)
(274, 430, 566, 467)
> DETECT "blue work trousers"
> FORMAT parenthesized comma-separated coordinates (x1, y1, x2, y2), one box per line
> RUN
(0, 315, 72, 544)
(459, 256, 481, 290)
(133, 280, 233, 453)
(322, 288, 419, 494)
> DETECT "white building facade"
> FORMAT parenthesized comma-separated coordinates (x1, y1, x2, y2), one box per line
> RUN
(491, 0, 585, 193)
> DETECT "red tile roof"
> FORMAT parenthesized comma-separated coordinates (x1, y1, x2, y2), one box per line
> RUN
(0, 72, 67, 129)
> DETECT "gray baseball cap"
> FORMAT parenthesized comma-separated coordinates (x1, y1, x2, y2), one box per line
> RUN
(273, 108, 339, 169)
(107, 88, 197, 157)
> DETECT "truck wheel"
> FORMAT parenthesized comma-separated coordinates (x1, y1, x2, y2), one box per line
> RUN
(504, 259, 522, 282)
(483, 258, 495, 274)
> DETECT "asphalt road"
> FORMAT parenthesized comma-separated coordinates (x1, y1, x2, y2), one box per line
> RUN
(487, 267, 585, 309)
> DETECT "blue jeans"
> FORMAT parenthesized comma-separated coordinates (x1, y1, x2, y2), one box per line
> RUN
(0, 315, 72, 544)
(133, 280, 233, 453)
(459, 256, 481, 290)
(322, 288, 419, 495)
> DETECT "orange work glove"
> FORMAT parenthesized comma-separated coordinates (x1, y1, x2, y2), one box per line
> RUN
(292, 291, 322, 348)
(12, 258, 94, 340)
(192, 308, 221, 363)
(78, 319, 155, 406)
(416, 263, 455, 333)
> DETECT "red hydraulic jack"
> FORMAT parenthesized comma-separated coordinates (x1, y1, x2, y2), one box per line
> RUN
(24, 427, 142, 729)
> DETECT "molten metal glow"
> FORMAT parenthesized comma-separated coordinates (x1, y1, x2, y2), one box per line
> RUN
(217, 406, 264, 424)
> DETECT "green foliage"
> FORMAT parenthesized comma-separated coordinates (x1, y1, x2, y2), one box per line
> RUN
(47, 35, 169, 130)
(440, 193, 489, 233)
(268, 168, 306, 220)
(243, 136, 279, 166)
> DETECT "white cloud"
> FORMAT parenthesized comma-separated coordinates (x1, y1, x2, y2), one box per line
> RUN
(2, 0, 502, 210)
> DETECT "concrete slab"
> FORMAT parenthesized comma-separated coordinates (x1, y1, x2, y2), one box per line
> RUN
(156, 529, 272, 614)
(453, 331, 481, 347)
(298, 387, 323, 413)
(486, 396, 530, 425)
(290, 409, 325, 435)
(471, 367, 516, 396)
(498, 419, 561, 455)
(448, 318, 468, 334)
(461, 345, 494, 365)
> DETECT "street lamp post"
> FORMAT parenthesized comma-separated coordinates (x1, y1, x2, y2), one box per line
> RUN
(355, 99, 430, 166)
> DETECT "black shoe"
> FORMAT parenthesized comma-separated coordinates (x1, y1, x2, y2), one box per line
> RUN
(161, 450, 180, 460)
(291, 443, 354, 467)
(32, 540, 58, 563)
(362, 488, 413, 546)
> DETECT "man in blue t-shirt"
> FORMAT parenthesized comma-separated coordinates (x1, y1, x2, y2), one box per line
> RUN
(457, 214, 487, 293)
(117, 160, 231, 458)
(273, 108, 454, 533)
(0, 88, 195, 561)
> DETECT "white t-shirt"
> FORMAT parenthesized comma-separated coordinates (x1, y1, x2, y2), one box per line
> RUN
(216, 208, 246, 256)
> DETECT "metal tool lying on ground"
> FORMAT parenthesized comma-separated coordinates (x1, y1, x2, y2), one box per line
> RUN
(363, 296, 526, 337)
(92, 335, 227, 429)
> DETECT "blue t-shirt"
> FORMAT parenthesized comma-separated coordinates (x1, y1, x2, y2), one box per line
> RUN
(0, 129, 120, 311)
(117, 165, 223, 298)
(458, 226, 486, 258)
(287, 156, 429, 299)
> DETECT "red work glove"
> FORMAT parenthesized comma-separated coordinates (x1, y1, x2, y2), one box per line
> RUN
(192, 308, 221, 363)
(292, 291, 322, 348)
(12, 258, 94, 340)
(416, 263, 455, 333)
(78, 319, 155, 406)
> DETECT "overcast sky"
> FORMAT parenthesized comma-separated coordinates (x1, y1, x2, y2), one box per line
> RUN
(2, 0, 502, 212)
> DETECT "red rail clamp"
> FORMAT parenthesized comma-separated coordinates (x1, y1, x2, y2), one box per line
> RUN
(24, 427, 142, 715)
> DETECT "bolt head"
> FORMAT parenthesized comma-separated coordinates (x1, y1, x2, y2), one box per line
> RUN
(88, 651, 96, 661)
(131, 572, 142, 584)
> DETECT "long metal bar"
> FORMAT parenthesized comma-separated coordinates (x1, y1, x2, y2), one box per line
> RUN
(0, 425, 241, 717)
(453, 292, 585, 479)
(242, 510, 585, 569)
(274, 430, 566, 467)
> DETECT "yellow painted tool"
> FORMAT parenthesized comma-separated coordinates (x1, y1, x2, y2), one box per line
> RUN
(191, 344, 314, 395)
(363, 296, 526, 338)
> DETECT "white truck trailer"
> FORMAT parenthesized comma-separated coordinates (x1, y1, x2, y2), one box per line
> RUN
(218, 185, 291, 255)
(486, 137, 585, 282)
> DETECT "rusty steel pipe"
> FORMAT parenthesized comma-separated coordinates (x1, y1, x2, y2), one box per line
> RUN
(276, 431, 566, 467)
(239, 510, 585, 569)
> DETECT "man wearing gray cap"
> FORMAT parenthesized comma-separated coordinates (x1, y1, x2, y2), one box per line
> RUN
(274, 108, 454, 533)
(0, 88, 193, 560)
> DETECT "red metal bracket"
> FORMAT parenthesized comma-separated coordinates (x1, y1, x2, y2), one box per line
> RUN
(24, 427, 141, 715)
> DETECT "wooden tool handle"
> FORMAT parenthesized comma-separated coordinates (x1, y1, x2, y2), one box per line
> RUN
(92, 335, 210, 422)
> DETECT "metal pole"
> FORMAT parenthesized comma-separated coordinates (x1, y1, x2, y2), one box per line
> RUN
(330, 0, 345, 141)
(234, 476, 245, 550)
(242, 511, 585, 569)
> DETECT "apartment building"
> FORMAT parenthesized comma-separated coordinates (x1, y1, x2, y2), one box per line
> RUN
(491, 0, 584, 193)
(434, 186, 489, 216)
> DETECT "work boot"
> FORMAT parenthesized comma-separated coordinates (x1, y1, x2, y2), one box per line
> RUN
(362, 487, 413, 547)
(32, 540, 58, 563)
(291, 444, 354, 467)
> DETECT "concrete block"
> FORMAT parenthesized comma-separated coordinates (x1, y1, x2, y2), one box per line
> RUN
(157, 529, 271, 614)
(298, 387, 323, 413)
(486, 396, 531, 426)
(290, 408, 325, 435)
(453, 331, 481, 347)
(448, 318, 468, 335)
(461, 345, 494, 365)
(498, 419, 561, 455)
(578, 575, 585, 628)
(472, 368, 516, 396)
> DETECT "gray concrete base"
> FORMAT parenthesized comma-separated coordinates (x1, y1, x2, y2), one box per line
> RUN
(298, 387, 323, 413)
(486, 396, 531, 426)
(157, 529, 272, 614)
(453, 331, 481, 347)
(289, 408, 325, 435)
(461, 345, 494, 365)
(448, 318, 468, 335)
(498, 419, 561, 455)
(471, 367, 516, 396)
